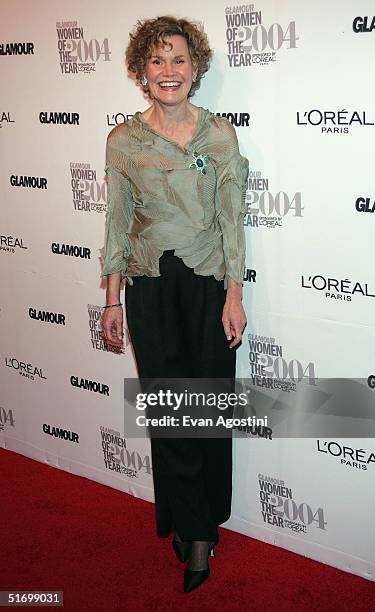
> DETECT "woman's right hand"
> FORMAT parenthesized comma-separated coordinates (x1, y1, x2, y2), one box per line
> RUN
(101, 305, 124, 348)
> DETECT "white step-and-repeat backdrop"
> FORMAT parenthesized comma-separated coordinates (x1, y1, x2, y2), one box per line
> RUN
(1, 0, 375, 582)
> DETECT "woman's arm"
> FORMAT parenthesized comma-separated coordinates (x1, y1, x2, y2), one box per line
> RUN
(222, 277, 247, 348)
(215, 121, 249, 348)
(101, 272, 124, 348)
(100, 128, 133, 347)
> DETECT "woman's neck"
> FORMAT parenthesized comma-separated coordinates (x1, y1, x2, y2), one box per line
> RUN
(143, 100, 198, 134)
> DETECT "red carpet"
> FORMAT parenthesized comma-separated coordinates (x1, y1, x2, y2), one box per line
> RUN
(1, 447, 374, 611)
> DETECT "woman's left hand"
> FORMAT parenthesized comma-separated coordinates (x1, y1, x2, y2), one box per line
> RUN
(222, 282, 247, 349)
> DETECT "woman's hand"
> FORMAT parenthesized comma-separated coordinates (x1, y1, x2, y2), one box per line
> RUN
(222, 279, 247, 348)
(101, 306, 124, 348)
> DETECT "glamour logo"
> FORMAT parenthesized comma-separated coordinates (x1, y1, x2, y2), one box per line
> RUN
(0, 42, 34, 55)
(5, 357, 47, 381)
(355, 197, 375, 213)
(70, 375, 109, 396)
(225, 4, 298, 67)
(243, 268, 256, 282)
(235, 421, 272, 439)
(56, 20, 111, 75)
(0, 111, 15, 127)
(244, 169, 303, 229)
(10, 175, 47, 189)
(317, 440, 375, 470)
(215, 112, 250, 127)
(0, 406, 15, 431)
(249, 333, 316, 389)
(301, 274, 375, 301)
(107, 113, 134, 126)
(51, 243, 91, 258)
(70, 162, 107, 213)
(39, 112, 79, 125)
(100, 426, 152, 476)
(29, 308, 66, 325)
(0, 235, 27, 253)
(258, 473, 327, 532)
(352, 16, 375, 33)
(43, 423, 79, 443)
(296, 109, 374, 134)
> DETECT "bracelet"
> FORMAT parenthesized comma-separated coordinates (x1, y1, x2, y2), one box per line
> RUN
(103, 303, 122, 309)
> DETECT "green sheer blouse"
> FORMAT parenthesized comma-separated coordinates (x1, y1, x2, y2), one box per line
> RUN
(100, 106, 249, 289)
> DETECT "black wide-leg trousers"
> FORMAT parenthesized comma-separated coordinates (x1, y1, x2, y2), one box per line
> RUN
(125, 251, 236, 543)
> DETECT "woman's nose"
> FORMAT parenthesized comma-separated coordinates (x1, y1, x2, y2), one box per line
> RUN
(161, 62, 176, 77)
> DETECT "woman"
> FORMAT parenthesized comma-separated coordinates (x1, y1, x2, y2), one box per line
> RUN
(100, 16, 249, 593)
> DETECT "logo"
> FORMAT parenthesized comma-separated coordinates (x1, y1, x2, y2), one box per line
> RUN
(39, 112, 79, 125)
(248, 333, 316, 390)
(296, 109, 374, 134)
(243, 267, 256, 282)
(5, 357, 46, 381)
(258, 473, 327, 533)
(10, 175, 47, 189)
(0, 111, 15, 128)
(100, 426, 152, 478)
(215, 112, 250, 127)
(29, 308, 66, 325)
(225, 4, 298, 68)
(56, 21, 111, 74)
(43, 423, 79, 443)
(317, 440, 375, 470)
(353, 16, 375, 33)
(301, 274, 375, 301)
(355, 197, 375, 213)
(106, 113, 134, 126)
(0, 406, 15, 432)
(51, 242, 91, 258)
(0, 42, 34, 56)
(244, 169, 303, 229)
(70, 163, 107, 213)
(70, 375, 109, 396)
(233, 397, 273, 439)
(0, 235, 27, 253)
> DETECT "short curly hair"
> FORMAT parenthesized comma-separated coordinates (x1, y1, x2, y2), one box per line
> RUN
(125, 15, 213, 98)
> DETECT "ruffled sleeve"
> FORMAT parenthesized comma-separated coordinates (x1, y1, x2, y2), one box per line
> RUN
(100, 131, 133, 282)
(214, 121, 249, 289)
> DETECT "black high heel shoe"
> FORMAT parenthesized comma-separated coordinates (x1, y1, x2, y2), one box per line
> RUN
(183, 541, 216, 593)
(172, 536, 192, 563)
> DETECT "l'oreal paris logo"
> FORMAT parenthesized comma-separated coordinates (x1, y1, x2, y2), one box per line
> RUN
(301, 275, 375, 301)
(296, 109, 374, 133)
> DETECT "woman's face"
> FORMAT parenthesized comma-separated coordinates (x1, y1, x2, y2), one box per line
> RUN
(144, 34, 195, 105)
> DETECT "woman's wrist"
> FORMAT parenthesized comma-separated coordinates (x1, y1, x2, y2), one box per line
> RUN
(105, 291, 121, 306)
(226, 277, 243, 301)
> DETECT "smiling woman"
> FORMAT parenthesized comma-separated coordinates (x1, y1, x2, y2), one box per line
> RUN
(99, 15, 249, 594)
(126, 16, 212, 98)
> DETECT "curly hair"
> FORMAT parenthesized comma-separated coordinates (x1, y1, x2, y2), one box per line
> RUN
(126, 15, 213, 98)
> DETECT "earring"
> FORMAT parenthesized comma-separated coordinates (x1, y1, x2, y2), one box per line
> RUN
(140, 75, 148, 86)
(192, 73, 197, 83)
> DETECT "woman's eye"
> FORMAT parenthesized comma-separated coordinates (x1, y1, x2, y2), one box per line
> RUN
(176, 59, 184, 64)
(152, 59, 161, 65)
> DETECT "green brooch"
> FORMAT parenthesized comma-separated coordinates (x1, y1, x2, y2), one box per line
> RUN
(189, 151, 209, 175)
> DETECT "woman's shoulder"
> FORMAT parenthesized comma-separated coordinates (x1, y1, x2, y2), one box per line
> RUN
(203, 109, 237, 138)
(201, 109, 241, 160)
(106, 119, 134, 152)
(204, 109, 238, 147)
